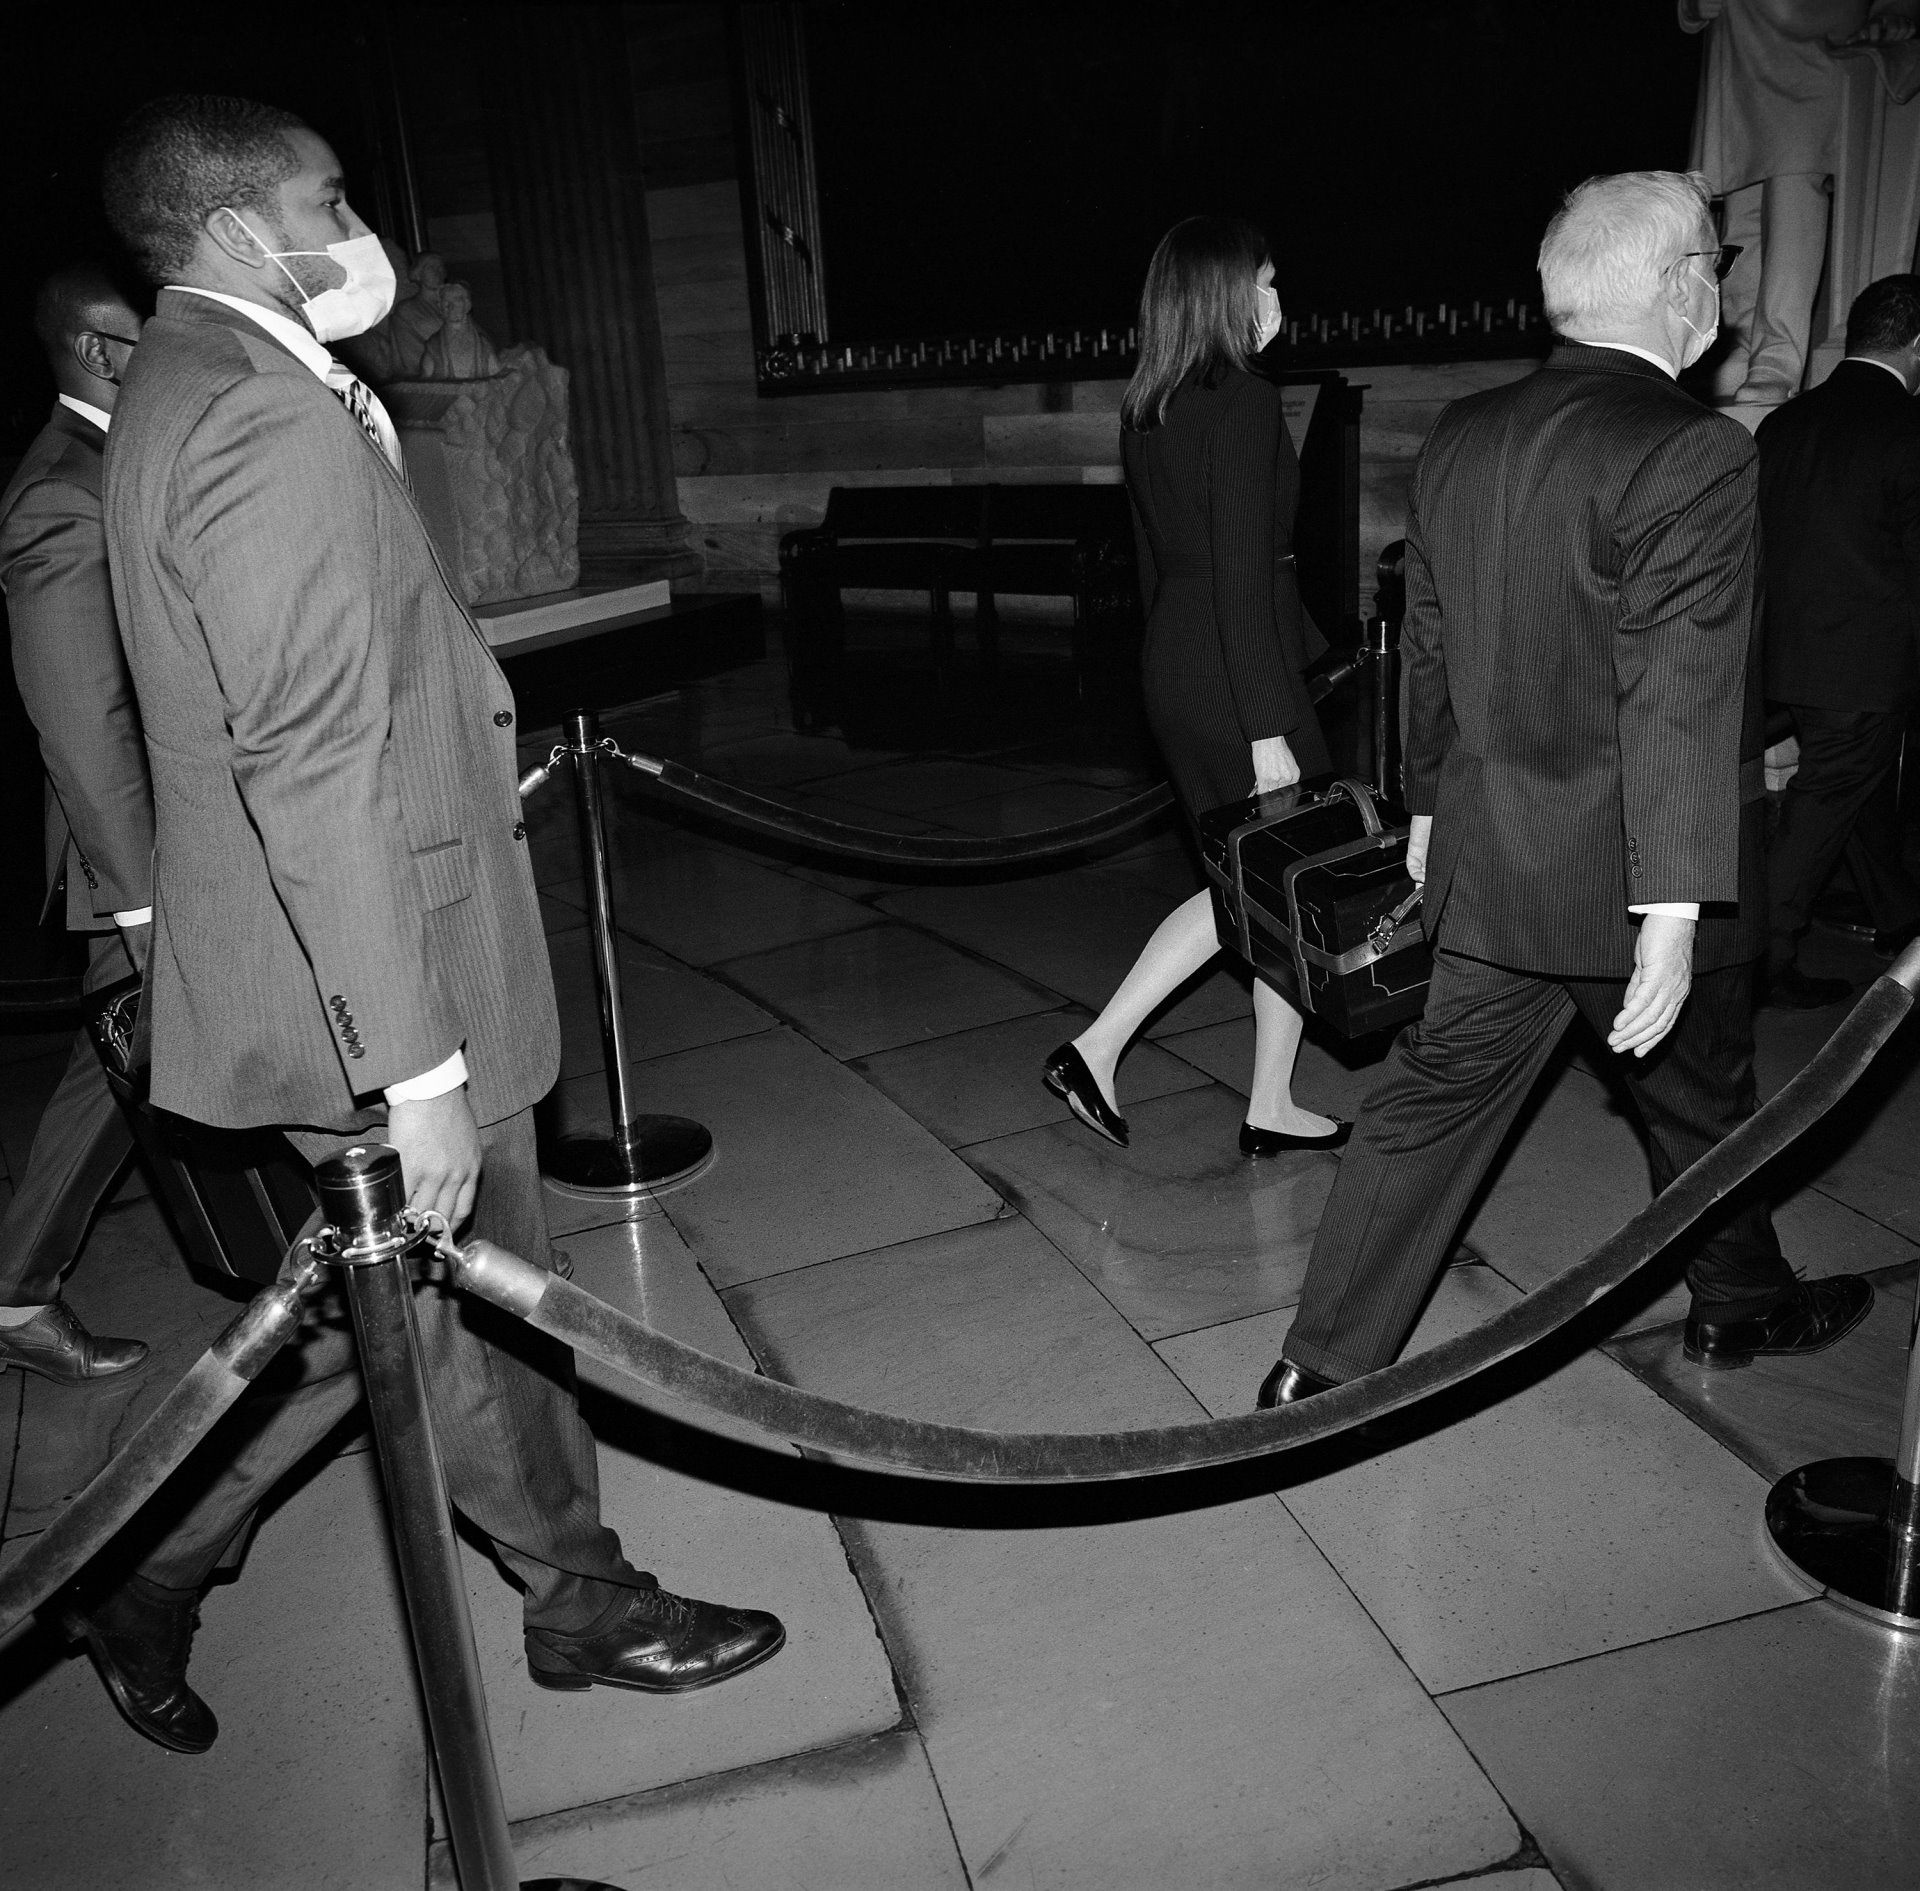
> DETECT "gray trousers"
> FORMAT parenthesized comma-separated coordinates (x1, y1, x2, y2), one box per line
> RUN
(0, 932, 135, 1307)
(124, 1107, 647, 1633)
(1283, 949, 1796, 1384)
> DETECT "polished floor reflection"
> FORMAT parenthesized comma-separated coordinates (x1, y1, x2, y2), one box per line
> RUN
(2, 631, 1918, 1888)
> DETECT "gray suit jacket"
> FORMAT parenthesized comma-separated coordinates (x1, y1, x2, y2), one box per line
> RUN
(104, 291, 558, 1132)
(1403, 342, 1763, 978)
(0, 402, 153, 930)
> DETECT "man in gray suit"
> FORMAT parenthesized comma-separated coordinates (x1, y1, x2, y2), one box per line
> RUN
(1257, 171, 1875, 1409)
(62, 95, 782, 1756)
(0, 266, 153, 1384)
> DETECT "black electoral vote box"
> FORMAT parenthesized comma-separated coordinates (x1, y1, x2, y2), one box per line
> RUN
(1199, 779, 1430, 1038)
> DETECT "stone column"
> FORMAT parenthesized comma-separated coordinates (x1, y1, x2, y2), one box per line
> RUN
(475, 3, 689, 566)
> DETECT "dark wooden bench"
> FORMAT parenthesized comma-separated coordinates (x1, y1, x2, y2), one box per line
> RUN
(778, 481, 1139, 728)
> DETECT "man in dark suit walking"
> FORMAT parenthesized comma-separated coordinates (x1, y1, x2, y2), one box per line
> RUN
(0, 266, 153, 1384)
(1257, 170, 1872, 1410)
(62, 96, 782, 1755)
(1758, 274, 1920, 1007)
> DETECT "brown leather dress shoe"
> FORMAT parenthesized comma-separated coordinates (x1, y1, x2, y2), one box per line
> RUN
(0, 1302, 148, 1385)
(525, 1583, 786, 1695)
(61, 1576, 217, 1754)
(1683, 1274, 1874, 1370)
(1256, 1359, 1338, 1409)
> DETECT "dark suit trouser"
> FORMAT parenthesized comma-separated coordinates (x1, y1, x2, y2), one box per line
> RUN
(1282, 949, 1796, 1384)
(126, 1107, 646, 1634)
(0, 933, 136, 1306)
(1768, 705, 1920, 970)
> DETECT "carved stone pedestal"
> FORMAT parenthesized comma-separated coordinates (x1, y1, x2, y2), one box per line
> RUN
(386, 347, 580, 606)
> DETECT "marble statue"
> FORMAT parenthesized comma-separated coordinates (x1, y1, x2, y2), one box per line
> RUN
(419, 281, 501, 381)
(386, 251, 451, 376)
(1682, 0, 1920, 403)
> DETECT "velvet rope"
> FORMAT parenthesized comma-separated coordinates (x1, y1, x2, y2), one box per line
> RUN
(601, 660, 1362, 868)
(452, 944, 1920, 1484)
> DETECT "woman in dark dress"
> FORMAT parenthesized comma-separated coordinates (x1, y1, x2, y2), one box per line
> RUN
(1044, 217, 1346, 1156)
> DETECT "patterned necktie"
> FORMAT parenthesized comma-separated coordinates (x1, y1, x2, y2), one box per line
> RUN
(324, 362, 406, 479)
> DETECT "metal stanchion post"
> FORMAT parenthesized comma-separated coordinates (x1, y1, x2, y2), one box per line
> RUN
(1764, 1280, 1920, 1631)
(315, 1147, 618, 1891)
(541, 708, 715, 1201)
(1365, 608, 1399, 804)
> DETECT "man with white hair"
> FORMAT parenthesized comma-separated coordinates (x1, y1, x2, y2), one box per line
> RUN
(1256, 170, 1872, 1408)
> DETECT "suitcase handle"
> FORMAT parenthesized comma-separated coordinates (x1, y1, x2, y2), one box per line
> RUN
(1327, 777, 1385, 837)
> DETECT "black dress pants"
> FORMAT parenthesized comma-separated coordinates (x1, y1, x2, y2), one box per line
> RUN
(1283, 948, 1795, 1384)
(0, 932, 136, 1305)
(123, 1107, 647, 1633)
(1768, 704, 1920, 970)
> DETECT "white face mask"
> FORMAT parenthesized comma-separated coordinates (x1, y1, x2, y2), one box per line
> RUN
(225, 211, 397, 343)
(1254, 282, 1283, 351)
(1678, 259, 1719, 370)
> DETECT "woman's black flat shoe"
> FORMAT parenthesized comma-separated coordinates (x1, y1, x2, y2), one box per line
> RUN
(1240, 1118, 1351, 1157)
(1043, 1043, 1128, 1148)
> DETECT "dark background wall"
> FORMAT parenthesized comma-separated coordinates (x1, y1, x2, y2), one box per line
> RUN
(807, 0, 1702, 342)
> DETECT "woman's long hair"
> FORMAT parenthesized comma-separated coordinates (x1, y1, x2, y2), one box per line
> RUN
(1120, 216, 1271, 431)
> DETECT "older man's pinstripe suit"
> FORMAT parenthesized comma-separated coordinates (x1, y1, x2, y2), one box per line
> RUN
(1280, 344, 1795, 1384)
(101, 291, 645, 1627)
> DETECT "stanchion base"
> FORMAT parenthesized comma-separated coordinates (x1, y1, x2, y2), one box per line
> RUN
(1764, 1456, 1920, 1632)
(542, 1118, 715, 1202)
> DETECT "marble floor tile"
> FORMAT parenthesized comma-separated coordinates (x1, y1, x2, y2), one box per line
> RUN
(0, 1448, 421, 1891)
(1609, 1261, 1916, 1483)
(1156, 1012, 1396, 1121)
(431, 1730, 968, 1890)
(1441, 1603, 1920, 1890)
(931, 778, 1128, 837)
(7, 1193, 248, 1537)
(546, 1029, 1003, 1288)
(449, 1212, 900, 1828)
(779, 786, 946, 836)
(878, 870, 1198, 1011)
(693, 729, 904, 789)
(967, 1084, 1338, 1339)
(726, 1217, 1517, 1889)
(1157, 1266, 1798, 1693)
(1755, 998, 1920, 1241)
(821, 756, 1043, 817)
(603, 844, 876, 966)
(854, 1007, 1210, 1148)
(717, 921, 1060, 1059)
(546, 924, 774, 1076)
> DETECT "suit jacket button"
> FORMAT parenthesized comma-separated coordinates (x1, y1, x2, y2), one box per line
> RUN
(494, 710, 513, 727)
(513, 821, 527, 840)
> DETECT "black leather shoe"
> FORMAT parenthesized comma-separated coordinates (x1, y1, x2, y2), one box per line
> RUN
(1240, 1119, 1351, 1157)
(525, 1583, 786, 1695)
(1683, 1274, 1874, 1369)
(1874, 919, 1920, 960)
(1042, 1042, 1127, 1147)
(1256, 1359, 1338, 1408)
(0, 1302, 148, 1385)
(1761, 964, 1854, 1010)
(61, 1577, 217, 1754)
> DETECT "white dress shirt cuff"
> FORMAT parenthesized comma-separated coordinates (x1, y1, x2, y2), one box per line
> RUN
(385, 1050, 469, 1104)
(1629, 902, 1700, 919)
(113, 908, 153, 926)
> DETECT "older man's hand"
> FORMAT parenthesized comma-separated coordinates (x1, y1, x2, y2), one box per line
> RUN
(1608, 913, 1695, 1057)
